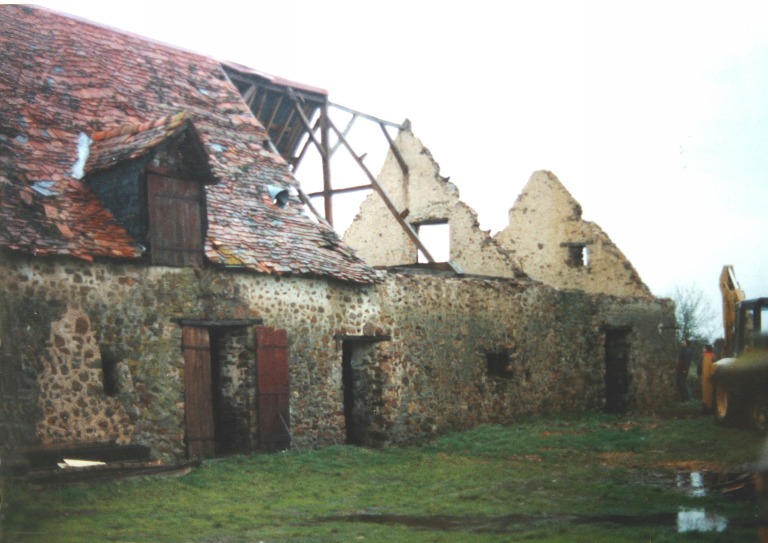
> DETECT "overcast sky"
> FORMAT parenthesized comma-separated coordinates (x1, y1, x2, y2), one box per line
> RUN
(32, 1, 768, 336)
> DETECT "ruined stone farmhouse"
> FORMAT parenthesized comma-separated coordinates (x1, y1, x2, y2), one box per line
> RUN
(0, 6, 676, 466)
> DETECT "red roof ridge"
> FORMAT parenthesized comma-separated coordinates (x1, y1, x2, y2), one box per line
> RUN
(91, 112, 188, 142)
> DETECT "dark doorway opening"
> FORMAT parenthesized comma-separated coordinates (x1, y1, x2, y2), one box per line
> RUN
(209, 330, 250, 456)
(178, 318, 263, 460)
(341, 342, 359, 444)
(604, 328, 631, 413)
(339, 334, 390, 446)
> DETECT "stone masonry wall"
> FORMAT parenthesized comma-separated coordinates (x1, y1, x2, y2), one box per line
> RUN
(365, 272, 677, 446)
(0, 250, 676, 463)
(36, 307, 134, 445)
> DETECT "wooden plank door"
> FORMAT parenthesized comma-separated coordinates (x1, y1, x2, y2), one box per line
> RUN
(146, 174, 204, 267)
(254, 327, 290, 452)
(182, 326, 216, 459)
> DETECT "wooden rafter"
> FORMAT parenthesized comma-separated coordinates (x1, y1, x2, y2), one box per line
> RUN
(242, 84, 257, 107)
(291, 116, 322, 171)
(327, 117, 434, 263)
(287, 90, 326, 158)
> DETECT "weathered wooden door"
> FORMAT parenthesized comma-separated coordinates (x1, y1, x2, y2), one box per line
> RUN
(254, 327, 290, 452)
(146, 174, 204, 267)
(182, 326, 216, 459)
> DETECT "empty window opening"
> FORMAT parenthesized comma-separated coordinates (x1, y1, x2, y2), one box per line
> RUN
(565, 243, 590, 268)
(415, 221, 450, 263)
(486, 351, 515, 379)
(101, 355, 119, 397)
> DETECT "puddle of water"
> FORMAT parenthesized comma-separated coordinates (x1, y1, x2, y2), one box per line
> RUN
(670, 471, 736, 532)
(676, 470, 709, 497)
(677, 508, 728, 533)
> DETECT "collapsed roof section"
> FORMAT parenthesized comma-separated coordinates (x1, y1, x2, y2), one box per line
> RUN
(0, 5, 379, 283)
(222, 61, 329, 169)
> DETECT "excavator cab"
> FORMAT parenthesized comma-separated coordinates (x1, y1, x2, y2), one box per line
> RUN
(733, 298, 768, 356)
(713, 296, 768, 431)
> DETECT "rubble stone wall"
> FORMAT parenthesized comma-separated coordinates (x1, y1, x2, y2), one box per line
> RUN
(366, 272, 677, 445)
(0, 251, 676, 463)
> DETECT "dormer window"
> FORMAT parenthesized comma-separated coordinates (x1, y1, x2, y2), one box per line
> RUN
(83, 114, 214, 268)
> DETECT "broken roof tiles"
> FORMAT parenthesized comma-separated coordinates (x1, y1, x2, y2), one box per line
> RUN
(0, 5, 379, 284)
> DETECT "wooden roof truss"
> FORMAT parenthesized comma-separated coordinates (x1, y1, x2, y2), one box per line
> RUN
(224, 64, 436, 263)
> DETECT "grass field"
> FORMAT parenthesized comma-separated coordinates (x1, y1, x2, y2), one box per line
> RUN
(3, 403, 766, 542)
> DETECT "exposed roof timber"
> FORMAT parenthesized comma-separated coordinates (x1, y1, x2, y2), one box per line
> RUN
(291, 115, 322, 171)
(242, 84, 257, 106)
(222, 63, 327, 163)
(327, 117, 435, 263)
(307, 183, 372, 198)
(222, 61, 328, 100)
(287, 88, 326, 158)
(329, 113, 358, 157)
(329, 102, 405, 130)
(379, 122, 409, 176)
(295, 187, 333, 229)
(223, 62, 423, 252)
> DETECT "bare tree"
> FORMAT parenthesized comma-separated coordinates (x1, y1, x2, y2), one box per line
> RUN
(669, 284, 717, 342)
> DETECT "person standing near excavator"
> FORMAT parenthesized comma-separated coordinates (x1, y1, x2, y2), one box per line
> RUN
(699, 344, 717, 411)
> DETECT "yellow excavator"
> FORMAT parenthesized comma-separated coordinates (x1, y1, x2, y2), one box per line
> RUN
(712, 265, 768, 431)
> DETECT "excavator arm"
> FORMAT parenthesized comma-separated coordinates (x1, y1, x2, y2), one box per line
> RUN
(720, 265, 745, 357)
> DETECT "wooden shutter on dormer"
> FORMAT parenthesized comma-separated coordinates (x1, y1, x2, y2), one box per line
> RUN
(146, 174, 204, 267)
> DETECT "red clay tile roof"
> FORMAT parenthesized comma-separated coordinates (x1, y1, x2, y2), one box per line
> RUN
(0, 5, 380, 283)
(85, 112, 191, 174)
